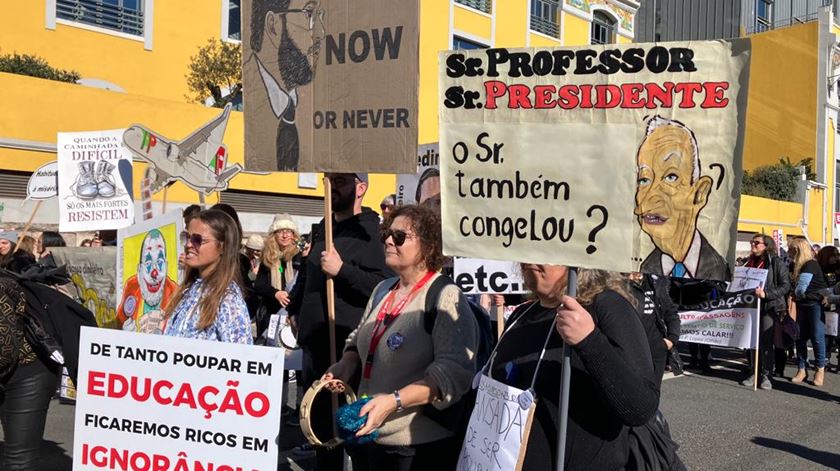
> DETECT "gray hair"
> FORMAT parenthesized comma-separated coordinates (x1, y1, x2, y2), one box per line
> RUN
(643, 115, 701, 184)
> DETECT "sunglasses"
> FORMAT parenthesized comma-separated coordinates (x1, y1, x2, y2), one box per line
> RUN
(180, 231, 216, 248)
(380, 203, 393, 211)
(750, 241, 765, 246)
(380, 229, 414, 247)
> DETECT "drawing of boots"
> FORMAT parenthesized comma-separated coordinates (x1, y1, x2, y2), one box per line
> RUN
(74, 162, 98, 199)
(95, 161, 117, 198)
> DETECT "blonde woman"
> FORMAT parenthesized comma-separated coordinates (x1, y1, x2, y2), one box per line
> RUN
(163, 209, 251, 344)
(254, 214, 302, 335)
(788, 237, 828, 386)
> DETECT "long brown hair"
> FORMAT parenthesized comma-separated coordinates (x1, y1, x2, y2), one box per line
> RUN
(261, 229, 300, 284)
(164, 209, 243, 330)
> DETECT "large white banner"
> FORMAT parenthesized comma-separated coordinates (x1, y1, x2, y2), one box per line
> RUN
(58, 129, 134, 232)
(454, 258, 526, 294)
(74, 328, 284, 471)
(439, 41, 751, 280)
(678, 290, 758, 349)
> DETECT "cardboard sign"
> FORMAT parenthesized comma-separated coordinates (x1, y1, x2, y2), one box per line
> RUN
(728, 266, 768, 292)
(51, 247, 120, 329)
(27, 161, 59, 200)
(73, 328, 284, 471)
(116, 211, 184, 333)
(678, 290, 758, 349)
(454, 258, 526, 294)
(396, 143, 441, 206)
(58, 130, 135, 232)
(242, 0, 419, 172)
(439, 40, 751, 280)
(826, 311, 839, 337)
(457, 375, 536, 471)
(123, 104, 242, 195)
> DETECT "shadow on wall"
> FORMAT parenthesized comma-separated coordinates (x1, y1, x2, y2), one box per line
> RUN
(751, 437, 840, 470)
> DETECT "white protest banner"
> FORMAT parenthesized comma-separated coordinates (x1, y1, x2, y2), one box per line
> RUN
(74, 327, 284, 471)
(454, 258, 526, 294)
(439, 41, 750, 280)
(457, 375, 536, 471)
(728, 266, 768, 292)
(678, 290, 758, 349)
(51, 247, 120, 329)
(27, 161, 59, 200)
(396, 143, 440, 206)
(826, 311, 838, 337)
(58, 129, 134, 232)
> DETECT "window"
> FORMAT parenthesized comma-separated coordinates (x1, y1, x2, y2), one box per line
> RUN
(226, 0, 241, 41)
(591, 10, 616, 45)
(530, 0, 560, 38)
(455, 0, 492, 14)
(453, 36, 488, 50)
(756, 0, 772, 32)
(57, 0, 144, 36)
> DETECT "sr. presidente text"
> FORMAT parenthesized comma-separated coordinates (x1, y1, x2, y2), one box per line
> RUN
(444, 46, 729, 110)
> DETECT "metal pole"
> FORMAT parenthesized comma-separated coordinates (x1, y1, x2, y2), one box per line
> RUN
(555, 267, 577, 471)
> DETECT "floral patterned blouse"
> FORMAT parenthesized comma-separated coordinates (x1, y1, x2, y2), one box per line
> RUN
(163, 279, 252, 344)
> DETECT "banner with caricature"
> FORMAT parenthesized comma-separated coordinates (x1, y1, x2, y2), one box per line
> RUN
(439, 40, 751, 280)
(116, 211, 183, 333)
(58, 130, 134, 232)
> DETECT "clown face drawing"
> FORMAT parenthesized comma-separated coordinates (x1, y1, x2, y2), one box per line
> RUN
(139, 229, 168, 309)
(117, 228, 179, 332)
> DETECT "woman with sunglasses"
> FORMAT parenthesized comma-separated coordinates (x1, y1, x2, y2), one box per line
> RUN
(163, 209, 252, 344)
(322, 204, 478, 470)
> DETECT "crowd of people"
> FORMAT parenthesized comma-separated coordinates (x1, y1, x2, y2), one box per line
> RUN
(1, 174, 839, 470)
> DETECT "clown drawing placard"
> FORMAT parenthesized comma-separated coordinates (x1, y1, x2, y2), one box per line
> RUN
(439, 40, 751, 280)
(117, 211, 183, 333)
(58, 130, 135, 232)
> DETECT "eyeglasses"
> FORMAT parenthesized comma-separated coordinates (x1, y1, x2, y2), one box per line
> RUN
(181, 231, 216, 248)
(380, 229, 414, 247)
(380, 204, 393, 211)
(750, 241, 765, 246)
(275, 5, 324, 31)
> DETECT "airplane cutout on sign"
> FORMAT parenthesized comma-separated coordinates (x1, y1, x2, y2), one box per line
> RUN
(122, 104, 242, 195)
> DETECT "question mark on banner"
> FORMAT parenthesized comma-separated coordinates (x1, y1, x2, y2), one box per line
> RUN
(586, 205, 609, 254)
(709, 163, 725, 190)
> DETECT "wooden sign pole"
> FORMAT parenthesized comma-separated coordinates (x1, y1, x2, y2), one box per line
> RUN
(323, 177, 339, 436)
(13, 200, 43, 253)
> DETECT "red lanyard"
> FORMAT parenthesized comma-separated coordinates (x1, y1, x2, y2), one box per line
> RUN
(746, 257, 765, 269)
(363, 271, 436, 379)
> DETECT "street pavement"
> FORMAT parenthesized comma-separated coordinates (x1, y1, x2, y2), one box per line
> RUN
(3, 346, 839, 470)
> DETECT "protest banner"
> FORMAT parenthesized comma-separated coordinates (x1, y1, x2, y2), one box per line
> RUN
(772, 229, 783, 256)
(457, 374, 536, 471)
(58, 129, 134, 232)
(27, 160, 59, 200)
(728, 266, 768, 292)
(116, 211, 183, 333)
(73, 327, 285, 471)
(439, 40, 751, 281)
(454, 258, 526, 294)
(678, 290, 758, 349)
(397, 143, 440, 206)
(826, 311, 839, 337)
(51, 247, 120, 329)
(242, 0, 419, 173)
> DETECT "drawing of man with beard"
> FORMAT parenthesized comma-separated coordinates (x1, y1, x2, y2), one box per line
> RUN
(117, 229, 178, 332)
(249, 0, 325, 170)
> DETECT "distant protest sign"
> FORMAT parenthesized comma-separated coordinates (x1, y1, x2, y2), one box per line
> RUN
(74, 328, 284, 471)
(728, 266, 768, 292)
(397, 143, 440, 206)
(58, 130, 134, 232)
(457, 375, 536, 471)
(439, 41, 750, 280)
(243, 0, 419, 173)
(454, 258, 526, 294)
(678, 290, 758, 349)
(51, 247, 120, 329)
(27, 161, 58, 200)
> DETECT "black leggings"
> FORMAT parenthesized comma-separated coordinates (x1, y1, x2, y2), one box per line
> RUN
(1, 360, 60, 470)
(348, 436, 461, 471)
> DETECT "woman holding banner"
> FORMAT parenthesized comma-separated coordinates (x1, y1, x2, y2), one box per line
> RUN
(789, 237, 828, 386)
(493, 265, 659, 470)
(322, 204, 478, 470)
(163, 209, 252, 344)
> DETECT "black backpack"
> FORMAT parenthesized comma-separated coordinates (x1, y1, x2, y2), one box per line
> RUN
(370, 275, 495, 429)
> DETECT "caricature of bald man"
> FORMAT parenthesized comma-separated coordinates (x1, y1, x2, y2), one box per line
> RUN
(634, 116, 730, 280)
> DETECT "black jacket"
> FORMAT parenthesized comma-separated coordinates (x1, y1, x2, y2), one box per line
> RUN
(640, 232, 731, 281)
(753, 253, 791, 315)
(632, 274, 680, 380)
(254, 253, 303, 315)
(287, 207, 393, 347)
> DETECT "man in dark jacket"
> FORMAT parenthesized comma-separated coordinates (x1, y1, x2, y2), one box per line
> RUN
(740, 234, 791, 389)
(286, 172, 392, 469)
(630, 273, 681, 381)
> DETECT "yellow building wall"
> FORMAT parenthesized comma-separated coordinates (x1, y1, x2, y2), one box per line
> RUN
(807, 187, 828, 242)
(495, 1, 529, 48)
(562, 13, 591, 46)
(743, 22, 818, 171)
(453, 4, 493, 40)
(737, 195, 804, 236)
